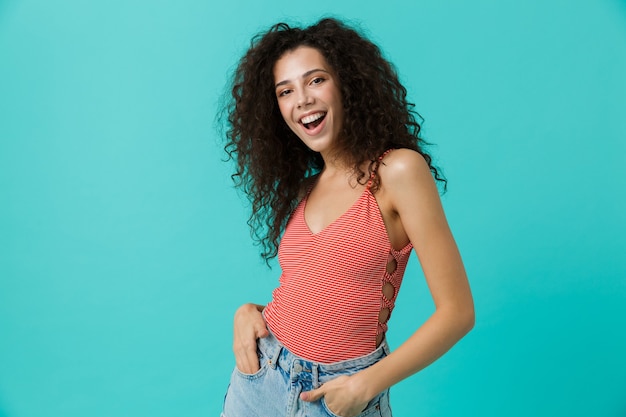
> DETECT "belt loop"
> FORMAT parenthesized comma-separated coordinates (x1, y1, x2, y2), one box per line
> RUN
(259, 311, 281, 370)
(260, 333, 282, 370)
(271, 343, 282, 370)
(312, 363, 320, 388)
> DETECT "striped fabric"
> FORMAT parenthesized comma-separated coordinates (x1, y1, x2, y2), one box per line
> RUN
(264, 152, 413, 363)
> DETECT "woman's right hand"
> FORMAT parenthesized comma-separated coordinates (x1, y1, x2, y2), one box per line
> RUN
(233, 303, 269, 374)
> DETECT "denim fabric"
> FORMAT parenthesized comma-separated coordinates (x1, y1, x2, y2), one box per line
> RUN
(221, 331, 392, 417)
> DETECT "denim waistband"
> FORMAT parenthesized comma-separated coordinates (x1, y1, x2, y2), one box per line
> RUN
(257, 328, 390, 377)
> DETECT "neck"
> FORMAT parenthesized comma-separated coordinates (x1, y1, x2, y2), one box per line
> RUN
(319, 148, 351, 172)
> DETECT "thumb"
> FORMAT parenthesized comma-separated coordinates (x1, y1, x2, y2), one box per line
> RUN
(300, 386, 324, 402)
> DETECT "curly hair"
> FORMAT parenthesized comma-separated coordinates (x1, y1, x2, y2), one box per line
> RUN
(221, 17, 446, 262)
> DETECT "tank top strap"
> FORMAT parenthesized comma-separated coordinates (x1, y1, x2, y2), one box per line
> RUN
(366, 149, 394, 189)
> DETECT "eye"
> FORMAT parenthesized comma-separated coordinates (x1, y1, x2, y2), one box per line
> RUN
(311, 77, 325, 85)
(277, 88, 292, 97)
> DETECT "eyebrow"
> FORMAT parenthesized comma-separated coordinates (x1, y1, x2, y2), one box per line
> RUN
(274, 68, 330, 89)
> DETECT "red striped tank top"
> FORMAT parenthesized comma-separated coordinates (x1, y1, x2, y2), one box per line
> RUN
(263, 151, 413, 363)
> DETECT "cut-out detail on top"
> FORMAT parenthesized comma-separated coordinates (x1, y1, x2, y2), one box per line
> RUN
(386, 255, 397, 275)
(382, 281, 395, 300)
(377, 247, 406, 345)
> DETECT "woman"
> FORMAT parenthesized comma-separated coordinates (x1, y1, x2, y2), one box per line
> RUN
(220, 17, 474, 417)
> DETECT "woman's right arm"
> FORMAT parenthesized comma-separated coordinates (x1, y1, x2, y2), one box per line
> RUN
(233, 303, 268, 374)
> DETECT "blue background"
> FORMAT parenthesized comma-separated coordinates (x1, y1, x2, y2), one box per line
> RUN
(1, 0, 625, 416)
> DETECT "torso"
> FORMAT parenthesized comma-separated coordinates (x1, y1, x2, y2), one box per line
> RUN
(263, 150, 413, 363)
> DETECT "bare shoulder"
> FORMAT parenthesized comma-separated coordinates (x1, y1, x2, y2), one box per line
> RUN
(374, 148, 445, 248)
(378, 148, 436, 192)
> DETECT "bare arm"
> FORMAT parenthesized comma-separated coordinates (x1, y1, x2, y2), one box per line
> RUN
(302, 149, 475, 416)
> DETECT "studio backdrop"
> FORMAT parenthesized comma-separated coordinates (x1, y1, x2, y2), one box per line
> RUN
(0, 1, 625, 416)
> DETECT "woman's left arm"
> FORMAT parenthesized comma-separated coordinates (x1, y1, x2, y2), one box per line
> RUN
(301, 149, 475, 416)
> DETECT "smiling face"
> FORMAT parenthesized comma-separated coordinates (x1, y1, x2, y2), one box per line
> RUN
(273, 46, 344, 156)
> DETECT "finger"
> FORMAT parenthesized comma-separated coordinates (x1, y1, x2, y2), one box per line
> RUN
(255, 324, 269, 338)
(300, 386, 324, 402)
(234, 343, 261, 374)
(245, 347, 260, 372)
(235, 351, 260, 374)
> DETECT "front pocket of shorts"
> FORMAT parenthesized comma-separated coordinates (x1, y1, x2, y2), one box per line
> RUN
(320, 394, 382, 417)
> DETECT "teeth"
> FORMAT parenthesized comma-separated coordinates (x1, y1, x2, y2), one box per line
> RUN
(300, 112, 325, 124)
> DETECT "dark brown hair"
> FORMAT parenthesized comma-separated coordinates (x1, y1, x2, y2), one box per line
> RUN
(221, 17, 446, 262)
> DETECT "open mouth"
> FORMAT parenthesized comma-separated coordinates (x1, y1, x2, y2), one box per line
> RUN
(300, 112, 326, 130)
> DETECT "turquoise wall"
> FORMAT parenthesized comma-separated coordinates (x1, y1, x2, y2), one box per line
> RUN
(1, 0, 625, 416)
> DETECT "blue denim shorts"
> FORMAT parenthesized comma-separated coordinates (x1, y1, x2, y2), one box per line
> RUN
(221, 330, 392, 417)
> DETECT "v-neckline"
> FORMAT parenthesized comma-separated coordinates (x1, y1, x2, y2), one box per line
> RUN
(301, 186, 370, 236)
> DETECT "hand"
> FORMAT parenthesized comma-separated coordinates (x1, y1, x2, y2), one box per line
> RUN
(300, 375, 370, 417)
(233, 303, 268, 374)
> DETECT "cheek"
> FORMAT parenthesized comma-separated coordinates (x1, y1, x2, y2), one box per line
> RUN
(277, 102, 291, 123)
(276, 104, 300, 135)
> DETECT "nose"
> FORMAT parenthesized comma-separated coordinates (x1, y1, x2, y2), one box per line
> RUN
(297, 92, 313, 108)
